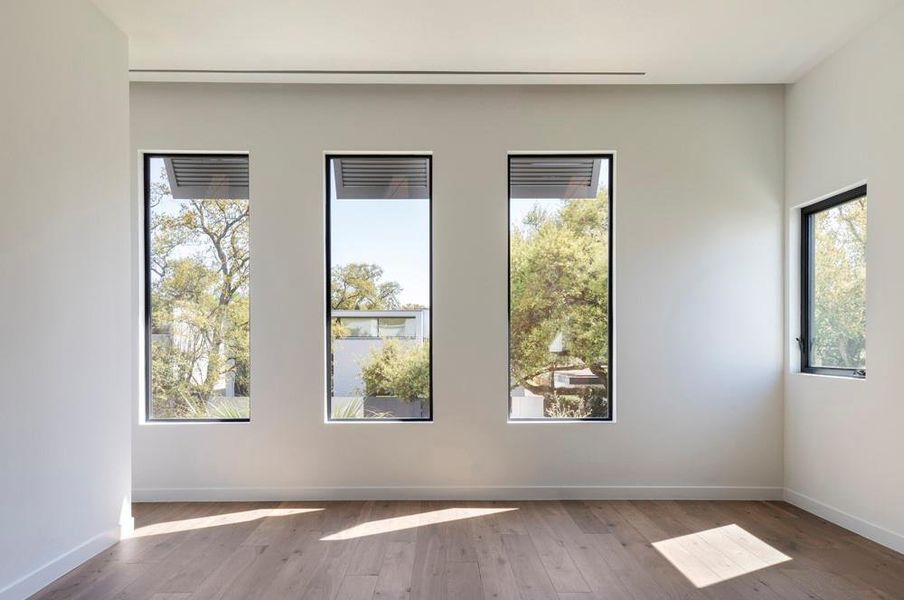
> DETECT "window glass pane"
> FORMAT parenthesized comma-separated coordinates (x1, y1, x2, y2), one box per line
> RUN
(379, 317, 416, 338)
(810, 195, 867, 370)
(147, 155, 251, 420)
(328, 156, 431, 420)
(339, 318, 378, 338)
(509, 156, 611, 420)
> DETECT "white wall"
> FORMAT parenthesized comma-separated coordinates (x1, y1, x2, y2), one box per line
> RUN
(130, 83, 785, 500)
(784, 4, 904, 553)
(0, 1, 131, 597)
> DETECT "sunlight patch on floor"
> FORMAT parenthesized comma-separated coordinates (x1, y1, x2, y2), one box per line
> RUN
(652, 524, 791, 588)
(322, 507, 517, 541)
(129, 507, 324, 538)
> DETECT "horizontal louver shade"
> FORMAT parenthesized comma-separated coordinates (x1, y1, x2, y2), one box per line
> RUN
(334, 157, 430, 200)
(164, 155, 249, 199)
(510, 156, 602, 199)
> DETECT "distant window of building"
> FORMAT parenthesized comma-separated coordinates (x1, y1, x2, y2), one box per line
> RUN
(333, 316, 418, 339)
(338, 318, 379, 338)
(378, 317, 416, 338)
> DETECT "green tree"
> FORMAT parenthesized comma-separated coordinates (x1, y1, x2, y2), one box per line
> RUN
(149, 169, 250, 418)
(331, 263, 401, 310)
(811, 197, 867, 368)
(510, 191, 609, 418)
(330, 263, 402, 339)
(360, 340, 430, 400)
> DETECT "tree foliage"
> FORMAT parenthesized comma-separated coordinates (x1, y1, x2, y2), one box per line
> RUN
(328, 264, 429, 401)
(149, 168, 250, 419)
(510, 192, 609, 417)
(330, 263, 402, 339)
(811, 197, 867, 368)
(360, 340, 430, 401)
(331, 263, 401, 310)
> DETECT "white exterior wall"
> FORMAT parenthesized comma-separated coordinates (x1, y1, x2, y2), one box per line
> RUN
(784, 4, 904, 553)
(0, 1, 130, 597)
(130, 83, 784, 500)
(332, 310, 428, 397)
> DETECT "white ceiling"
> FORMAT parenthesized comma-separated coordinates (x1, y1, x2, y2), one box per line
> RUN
(93, 0, 901, 84)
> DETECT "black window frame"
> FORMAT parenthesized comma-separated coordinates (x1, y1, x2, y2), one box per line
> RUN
(507, 153, 615, 422)
(143, 152, 252, 423)
(799, 184, 867, 379)
(325, 154, 434, 422)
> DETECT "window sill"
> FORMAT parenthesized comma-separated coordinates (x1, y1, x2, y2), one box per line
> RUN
(507, 418, 617, 424)
(140, 419, 251, 425)
(795, 371, 865, 381)
(325, 418, 433, 424)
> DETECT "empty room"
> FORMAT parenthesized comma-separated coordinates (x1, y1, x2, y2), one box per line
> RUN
(2, 0, 904, 598)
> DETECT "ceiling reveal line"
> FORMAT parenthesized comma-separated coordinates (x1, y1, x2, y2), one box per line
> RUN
(130, 68, 646, 76)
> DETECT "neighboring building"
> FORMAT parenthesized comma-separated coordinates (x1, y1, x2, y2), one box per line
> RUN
(331, 309, 430, 397)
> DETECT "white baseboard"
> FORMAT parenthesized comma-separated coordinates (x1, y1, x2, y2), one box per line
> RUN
(133, 485, 783, 502)
(0, 527, 122, 600)
(784, 488, 904, 555)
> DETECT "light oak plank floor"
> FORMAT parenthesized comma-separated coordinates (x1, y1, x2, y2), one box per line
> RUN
(31, 501, 904, 599)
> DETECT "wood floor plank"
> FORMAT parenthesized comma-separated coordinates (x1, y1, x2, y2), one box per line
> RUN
(153, 503, 267, 594)
(758, 501, 904, 594)
(373, 540, 416, 600)
(30, 561, 144, 600)
(648, 500, 790, 600)
(487, 500, 529, 536)
(28, 500, 904, 600)
(564, 532, 635, 600)
(592, 501, 706, 599)
(717, 501, 899, 599)
(561, 501, 610, 534)
(192, 544, 270, 600)
(335, 575, 378, 600)
(703, 502, 843, 599)
(239, 502, 326, 547)
(384, 501, 425, 542)
(299, 503, 375, 600)
(107, 504, 267, 598)
(113, 502, 217, 565)
(409, 512, 447, 600)
(258, 530, 333, 600)
(584, 532, 674, 600)
(518, 502, 591, 594)
(501, 533, 559, 600)
(469, 504, 523, 600)
(442, 504, 479, 563)
(444, 561, 481, 599)
(346, 501, 397, 576)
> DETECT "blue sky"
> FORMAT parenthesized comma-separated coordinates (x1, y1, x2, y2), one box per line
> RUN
(331, 196, 430, 306)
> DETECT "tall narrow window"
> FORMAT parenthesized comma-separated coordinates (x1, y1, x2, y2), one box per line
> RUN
(145, 154, 251, 421)
(327, 156, 432, 421)
(509, 155, 613, 420)
(800, 185, 867, 378)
